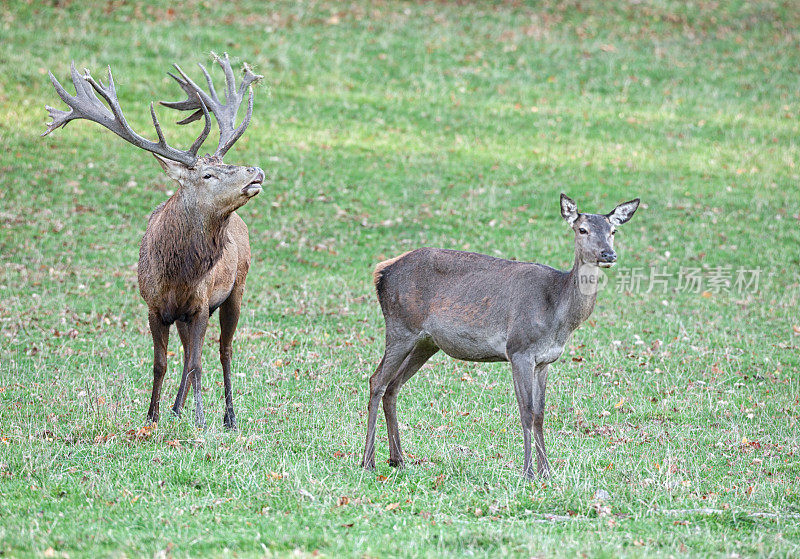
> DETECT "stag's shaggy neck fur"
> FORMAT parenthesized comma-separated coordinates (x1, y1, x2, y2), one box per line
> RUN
(149, 190, 229, 287)
(138, 187, 234, 322)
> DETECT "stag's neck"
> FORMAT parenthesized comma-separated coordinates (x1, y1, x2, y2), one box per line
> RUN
(146, 191, 231, 287)
(561, 255, 600, 330)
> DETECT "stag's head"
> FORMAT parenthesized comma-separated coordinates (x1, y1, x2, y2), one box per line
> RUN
(156, 155, 264, 214)
(560, 194, 639, 268)
(43, 53, 264, 213)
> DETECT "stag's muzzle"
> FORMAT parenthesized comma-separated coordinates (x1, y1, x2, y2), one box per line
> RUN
(243, 167, 265, 197)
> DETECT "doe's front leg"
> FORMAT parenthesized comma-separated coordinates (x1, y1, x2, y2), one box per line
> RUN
(532, 363, 551, 478)
(511, 353, 551, 479)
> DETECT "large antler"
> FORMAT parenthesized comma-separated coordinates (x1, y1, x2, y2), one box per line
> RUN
(43, 63, 211, 167)
(160, 52, 262, 159)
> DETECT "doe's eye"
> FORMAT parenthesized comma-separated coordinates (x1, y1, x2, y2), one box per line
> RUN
(203, 174, 213, 180)
(611, 229, 617, 235)
(578, 227, 588, 235)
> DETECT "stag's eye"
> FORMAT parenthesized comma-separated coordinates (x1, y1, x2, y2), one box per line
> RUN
(611, 229, 617, 235)
(578, 227, 588, 235)
(203, 174, 213, 180)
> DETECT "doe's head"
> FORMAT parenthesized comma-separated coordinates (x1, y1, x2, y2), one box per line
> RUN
(560, 193, 639, 268)
(156, 155, 264, 213)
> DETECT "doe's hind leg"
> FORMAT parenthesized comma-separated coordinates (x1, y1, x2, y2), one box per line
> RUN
(361, 336, 416, 470)
(383, 342, 438, 467)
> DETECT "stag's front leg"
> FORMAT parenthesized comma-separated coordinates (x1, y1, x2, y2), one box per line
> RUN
(172, 309, 209, 428)
(510, 353, 539, 479)
(218, 288, 244, 431)
(146, 312, 170, 424)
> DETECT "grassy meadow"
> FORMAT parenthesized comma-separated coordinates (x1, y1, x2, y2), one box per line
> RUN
(1, 0, 799, 556)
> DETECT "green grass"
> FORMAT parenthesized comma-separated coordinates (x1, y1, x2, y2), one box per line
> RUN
(2, 0, 800, 556)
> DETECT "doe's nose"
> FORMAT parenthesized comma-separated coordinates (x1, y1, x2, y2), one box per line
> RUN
(600, 249, 617, 263)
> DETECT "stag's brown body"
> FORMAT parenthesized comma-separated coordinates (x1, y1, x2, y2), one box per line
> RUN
(137, 157, 262, 429)
(44, 54, 264, 429)
(138, 199, 250, 325)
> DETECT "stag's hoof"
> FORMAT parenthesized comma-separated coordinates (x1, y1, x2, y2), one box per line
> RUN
(360, 459, 376, 470)
(223, 412, 237, 431)
(524, 467, 551, 480)
(387, 458, 405, 469)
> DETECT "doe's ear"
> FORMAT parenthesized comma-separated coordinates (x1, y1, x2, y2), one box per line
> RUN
(607, 198, 640, 226)
(560, 193, 579, 226)
(153, 154, 187, 183)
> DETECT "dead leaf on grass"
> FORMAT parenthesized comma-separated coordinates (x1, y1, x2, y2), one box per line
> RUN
(126, 423, 156, 442)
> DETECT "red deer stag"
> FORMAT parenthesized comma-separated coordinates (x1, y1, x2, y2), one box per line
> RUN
(43, 53, 264, 430)
(361, 194, 639, 477)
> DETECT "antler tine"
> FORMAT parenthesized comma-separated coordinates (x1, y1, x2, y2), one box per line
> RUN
(43, 62, 212, 167)
(213, 52, 237, 103)
(43, 62, 111, 136)
(159, 52, 263, 158)
(186, 96, 212, 158)
(217, 86, 254, 158)
(197, 62, 219, 104)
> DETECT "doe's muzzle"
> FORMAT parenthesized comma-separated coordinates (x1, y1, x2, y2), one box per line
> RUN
(598, 250, 617, 267)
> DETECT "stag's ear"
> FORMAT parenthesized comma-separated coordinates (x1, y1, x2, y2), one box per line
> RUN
(607, 198, 640, 226)
(154, 154, 187, 183)
(560, 193, 579, 226)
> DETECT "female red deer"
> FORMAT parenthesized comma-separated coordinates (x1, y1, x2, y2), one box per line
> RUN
(361, 194, 639, 477)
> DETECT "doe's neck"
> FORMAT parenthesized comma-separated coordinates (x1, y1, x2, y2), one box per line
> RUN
(563, 253, 601, 328)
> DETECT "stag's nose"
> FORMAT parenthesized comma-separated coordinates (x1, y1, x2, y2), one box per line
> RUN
(250, 167, 265, 183)
(242, 167, 265, 197)
(599, 249, 617, 263)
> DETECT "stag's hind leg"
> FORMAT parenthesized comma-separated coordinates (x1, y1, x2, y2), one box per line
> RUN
(173, 321, 192, 414)
(219, 286, 244, 431)
(383, 341, 438, 468)
(146, 312, 170, 424)
(172, 310, 209, 429)
(361, 333, 418, 470)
